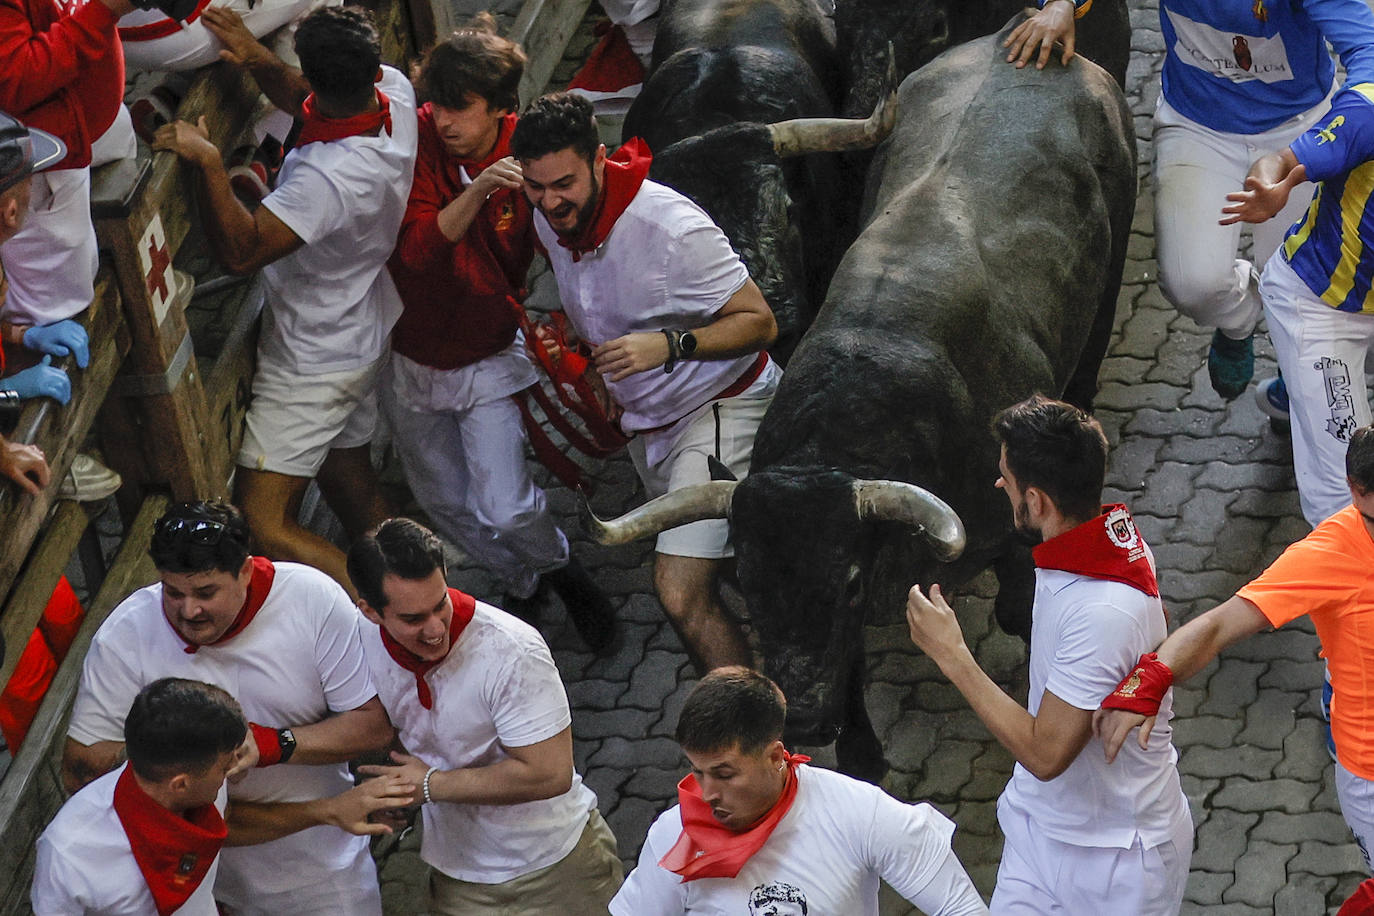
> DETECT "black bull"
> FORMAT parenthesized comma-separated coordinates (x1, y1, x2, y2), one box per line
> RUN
(587, 24, 1136, 780)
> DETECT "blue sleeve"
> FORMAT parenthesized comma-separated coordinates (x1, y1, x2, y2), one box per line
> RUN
(1291, 85, 1374, 182)
(1303, 0, 1374, 87)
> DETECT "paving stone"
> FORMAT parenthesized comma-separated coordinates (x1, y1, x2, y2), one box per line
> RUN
(622, 766, 681, 801)
(913, 740, 983, 801)
(1198, 660, 1265, 717)
(1213, 777, 1318, 815)
(1223, 841, 1296, 908)
(624, 650, 685, 710)
(1252, 811, 1355, 846)
(590, 736, 684, 770)
(1235, 688, 1300, 750)
(1191, 809, 1260, 872)
(607, 796, 668, 861)
(1275, 718, 1335, 781)
(566, 677, 626, 711)
(1273, 873, 1337, 916)
(582, 766, 631, 806)
(1179, 744, 1281, 780)
(1289, 840, 1368, 877)
(1172, 714, 1242, 749)
(1185, 870, 1234, 906)
(575, 707, 656, 740)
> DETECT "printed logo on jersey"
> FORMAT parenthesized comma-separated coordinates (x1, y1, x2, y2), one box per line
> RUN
(1104, 505, 1146, 562)
(1252, 0, 1267, 23)
(495, 199, 516, 232)
(1165, 9, 1294, 84)
(1316, 116, 1347, 145)
(748, 882, 808, 916)
(1315, 356, 1359, 441)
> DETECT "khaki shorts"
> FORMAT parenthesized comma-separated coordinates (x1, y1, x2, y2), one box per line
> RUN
(628, 392, 772, 559)
(237, 354, 386, 477)
(427, 809, 623, 916)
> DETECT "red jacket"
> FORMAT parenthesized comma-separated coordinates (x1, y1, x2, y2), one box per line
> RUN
(388, 107, 536, 371)
(0, 0, 124, 169)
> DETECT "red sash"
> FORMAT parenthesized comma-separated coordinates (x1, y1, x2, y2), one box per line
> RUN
(378, 588, 476, 709)
(178, 557, 275, 654)
(112, 767, 226, 916)
(557, 138, 651, 261)
(1032, 504, 1159, 598)
(297, 90, 392, 146)
(659, 750, 810, 882)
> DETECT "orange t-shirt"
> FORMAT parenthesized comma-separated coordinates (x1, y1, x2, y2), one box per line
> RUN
(1237, 505, 1374, 778)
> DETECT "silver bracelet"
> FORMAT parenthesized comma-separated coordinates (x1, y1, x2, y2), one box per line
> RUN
(422, 766, 438, 805)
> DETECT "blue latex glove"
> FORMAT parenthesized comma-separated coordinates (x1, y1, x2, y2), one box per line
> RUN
(5, 356, 72, 404)
(23, 320, 89, 368)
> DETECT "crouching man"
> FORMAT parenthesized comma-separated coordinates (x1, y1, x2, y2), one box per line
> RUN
(349, 518, 623, 914)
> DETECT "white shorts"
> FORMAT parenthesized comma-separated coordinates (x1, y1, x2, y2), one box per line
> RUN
(237, 354, 386, 477)
(991, 800, 1191, 915)
(627, 392, 771, 559)
(1337, 760, 1374, 874)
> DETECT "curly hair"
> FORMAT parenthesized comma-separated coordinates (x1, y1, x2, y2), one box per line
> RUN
(510, 92, 600, 165)
(294, 6, 382, 107)
(416, 13, 526, 114)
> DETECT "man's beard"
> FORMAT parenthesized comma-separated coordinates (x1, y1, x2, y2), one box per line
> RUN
(550, 173, 601, 240)
(1011, 499, 1042, 546)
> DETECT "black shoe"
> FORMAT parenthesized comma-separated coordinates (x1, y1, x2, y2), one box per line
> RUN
(544, 559, 618, 654)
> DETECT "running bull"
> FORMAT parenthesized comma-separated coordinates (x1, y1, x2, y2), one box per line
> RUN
(585, 22, 1137, 780)
(623, 0, 894, 363)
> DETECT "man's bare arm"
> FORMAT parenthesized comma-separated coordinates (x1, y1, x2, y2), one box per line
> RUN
(201, 6, 310, 117)
(285, 696, 394, 766)
(1220, 147, 1307, 226)
(226, 773, 415, 846)
(61, 738, 125, 794)
(357, 727, 575, 806)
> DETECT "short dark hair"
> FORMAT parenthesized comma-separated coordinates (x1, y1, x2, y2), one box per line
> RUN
(510, 92, 600, 165)
(149, 501, 252, 575)
(1349, 426, 1374, 491)
(416, 14, 526, 114)
(992, 394, 1108, 523)
(124, 678, 246, 782)
(676, 666, 786, 756)
(347, 518, 446, 611)
(294, 6, 381, 108)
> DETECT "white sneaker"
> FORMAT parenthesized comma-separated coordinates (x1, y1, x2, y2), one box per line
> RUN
(57, 454, 122, 502)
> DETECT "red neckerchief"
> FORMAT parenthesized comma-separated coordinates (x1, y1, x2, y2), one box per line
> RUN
(379, 588, 477, 709)
(659, 750, 811, 882)
(1032, 504, 1159, 597)
(112, 766, 226, 916)
(178, 557, 275, 655)
(557, 137, 652, 262)
(297, 90, 392, 146)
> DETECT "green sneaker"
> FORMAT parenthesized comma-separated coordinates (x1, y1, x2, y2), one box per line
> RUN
(1207, 330, 1254, 400)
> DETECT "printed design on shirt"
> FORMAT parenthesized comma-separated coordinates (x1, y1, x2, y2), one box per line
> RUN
(1316, 116, 1347, 146)
(1165, 9, 1294, 84)
(1252, 0, 1267, 23)
(1314, 356, 1359, 442)
(748, 881, 809, 916)
(1104, 505, 1146, 562)
(495, 199, 516, 232)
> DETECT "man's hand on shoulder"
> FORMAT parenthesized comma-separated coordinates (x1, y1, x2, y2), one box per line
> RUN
(152, 117, 221, 171)
(1004, 0, 1077, 70)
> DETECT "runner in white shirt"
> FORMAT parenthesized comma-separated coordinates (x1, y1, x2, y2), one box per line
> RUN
(612, 667, 987, 915)
(61, 501, 401, 916)
(511, 92, 780, 674)
(34, 679, 245, 916)
(907, 396, 1192, 915)
(151, 7, 418, 597)
(346, 518, 622, 915)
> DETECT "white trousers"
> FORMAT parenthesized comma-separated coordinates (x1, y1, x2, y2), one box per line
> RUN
(381, 362, 568, 598)
(0, 168, 97, 326)
(1259, 254, 1374, 526)
(119, 0, 322, 71)
(1337, 760, 1374, 874)
(990, 801, 1191, 915)
(1153, 97, 1327, 337)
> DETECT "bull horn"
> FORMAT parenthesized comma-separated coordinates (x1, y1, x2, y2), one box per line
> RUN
(853, 479, 966, 561)
(768, 42, 898, 157)
(580, 481, 738, 545)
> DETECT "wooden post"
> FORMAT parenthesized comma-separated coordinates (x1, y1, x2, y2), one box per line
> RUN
(511, 0, 594, 106)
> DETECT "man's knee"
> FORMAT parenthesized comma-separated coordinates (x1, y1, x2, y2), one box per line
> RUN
(1157, 257, 1243, 323)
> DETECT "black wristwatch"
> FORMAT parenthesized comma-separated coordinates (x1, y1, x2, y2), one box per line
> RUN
(277, 727, 297, 764)
(679, 331, 698, 359)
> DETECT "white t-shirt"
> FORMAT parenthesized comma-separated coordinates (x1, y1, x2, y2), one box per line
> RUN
(1000, 567, 1191, 849)
(32, 766, 227, 916)
(358, 601, 599, 883)
(66, 562, 379, 904)
(536, 179, 780, 439)
(259, 65, 418, 375)
(610, 764, 967, 916)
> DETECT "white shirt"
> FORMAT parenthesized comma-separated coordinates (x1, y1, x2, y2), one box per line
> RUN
(535, 179, 780, 446)
(358, 602, 599, 883)
(387, 335, 537, 413)
(259, 65, 418, 374)
(32, 766, 227, 916)
(1000, 567, 1191, 849)
(66, 563, 379, 903)
(610, 764, 976, 916)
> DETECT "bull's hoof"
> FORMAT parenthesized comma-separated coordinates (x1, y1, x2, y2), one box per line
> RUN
(835, 724, 888, 785)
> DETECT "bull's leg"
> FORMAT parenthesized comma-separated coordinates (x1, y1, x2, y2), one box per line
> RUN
(653, 553, 752, 675)
(834, 651, 889, 785)
(992, 545, 1034, 644)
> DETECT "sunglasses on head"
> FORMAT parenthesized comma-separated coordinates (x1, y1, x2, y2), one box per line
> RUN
(154, 517, 228, 546)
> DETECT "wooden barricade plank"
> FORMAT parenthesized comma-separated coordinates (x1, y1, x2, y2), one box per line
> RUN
(0, 271, 128, 609)
(0, 495, 166, 912)
(0, 503, 89, 693)
(201, 278, 263, 480)
(512, 0, 594, 106)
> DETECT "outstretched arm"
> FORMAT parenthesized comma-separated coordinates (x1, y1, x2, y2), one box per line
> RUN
(1220, 148, 1306, 226)
(226, 773, 416, 846)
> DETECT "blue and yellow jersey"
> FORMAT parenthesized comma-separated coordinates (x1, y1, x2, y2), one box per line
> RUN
(1284, 84, 1374, 315)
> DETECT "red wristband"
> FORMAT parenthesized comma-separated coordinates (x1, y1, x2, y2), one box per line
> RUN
(249, 722, 283, 767)
(1100, 652, 1174, 716)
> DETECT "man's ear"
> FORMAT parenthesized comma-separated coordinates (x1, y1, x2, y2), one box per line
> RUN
(1, 195, 20, 234)
(593, 143, 607, 181)
(236, 554, 254, 586)
(167, 771, 191, 796)
(357, 599, 384, 626)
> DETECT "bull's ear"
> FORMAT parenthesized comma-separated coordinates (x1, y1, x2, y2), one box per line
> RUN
(708, 456, 738, 482)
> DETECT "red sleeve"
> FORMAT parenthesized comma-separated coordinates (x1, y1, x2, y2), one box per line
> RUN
(394, 138, 456, 272)
(0, 0, 118, 114)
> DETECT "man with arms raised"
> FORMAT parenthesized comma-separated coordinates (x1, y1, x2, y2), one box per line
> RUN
(907, 395, 1191, 914)
(510, 93, 779, 673)
(1097, 426, 1374, 870)
(62, 501, 397, 915)
(611, 666, 986, 914)
(348, 518, 622, 914)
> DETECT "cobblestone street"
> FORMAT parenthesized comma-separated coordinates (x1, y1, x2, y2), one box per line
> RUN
(374, 2, 1373, 912)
